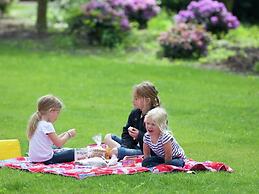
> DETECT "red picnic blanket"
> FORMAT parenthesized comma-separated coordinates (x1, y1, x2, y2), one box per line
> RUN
(0, 155, 233, 179)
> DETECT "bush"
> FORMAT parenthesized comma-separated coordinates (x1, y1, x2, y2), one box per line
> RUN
(50, 0, 89, 24)
(0, 0, 12, 15)
(254, 61, 259, 73)
(109, 0, 160, 29)
(174, 0, 240, 36)
(126, 0, 160, 29)
(158, 23, 210, 59)
(69, 0, 130, 47)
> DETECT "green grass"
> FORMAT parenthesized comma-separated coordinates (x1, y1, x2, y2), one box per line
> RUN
(1, 2, 259, 193)
(0, 40, 259, 193)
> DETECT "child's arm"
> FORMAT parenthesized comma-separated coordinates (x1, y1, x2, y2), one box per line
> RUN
(58, 129, 76, 138)
(143, 143, 150, 159)
(121, 110, 138, 147)
(48, 129, 76, 147)
(163, 142, 173, 163)
(58, 132, 66, 138)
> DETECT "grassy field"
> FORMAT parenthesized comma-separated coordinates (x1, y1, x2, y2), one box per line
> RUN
(0, 40, 259, 193)
(0, 2, 259, 193)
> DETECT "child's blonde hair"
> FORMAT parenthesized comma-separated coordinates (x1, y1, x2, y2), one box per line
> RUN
(133, 81, 160, 108)
(27, 94, 63, 139)
(145, 107, 168, 133)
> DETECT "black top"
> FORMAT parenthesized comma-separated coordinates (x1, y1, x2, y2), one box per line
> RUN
(121, 109, 146, 151)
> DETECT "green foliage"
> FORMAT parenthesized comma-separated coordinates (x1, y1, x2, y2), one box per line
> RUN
(199, 38, 236, 64)
(8, 1, 36, 25)
(49, 0, 89, 22)
(0, 0, 13, 15)
(199, 24, 259, 65)
(69, 15, 129, 47)
(148, 9, 172, 31)
(224, 24, 259, 48)
(199, 47, 235, 64)
(68, 0, 130, 47)
(253, 61, 259, 73)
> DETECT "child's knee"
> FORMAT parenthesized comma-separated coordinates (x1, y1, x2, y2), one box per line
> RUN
(104, 133, 112, 144)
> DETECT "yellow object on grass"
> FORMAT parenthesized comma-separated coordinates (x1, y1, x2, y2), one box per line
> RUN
(0, 139, 21, 160)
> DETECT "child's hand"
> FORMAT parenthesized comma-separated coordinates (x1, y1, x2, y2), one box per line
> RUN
(128, 127, 139, 140)
(67, 128, 76, 138)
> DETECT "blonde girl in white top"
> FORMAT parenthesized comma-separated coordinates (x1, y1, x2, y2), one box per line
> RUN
(27, 94, 76, 164)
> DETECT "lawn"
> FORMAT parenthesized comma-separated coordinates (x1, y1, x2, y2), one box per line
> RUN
(0, 39, 259, 193)
(0, 1, 259, 193)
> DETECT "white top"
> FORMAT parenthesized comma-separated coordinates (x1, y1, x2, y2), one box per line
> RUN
(29, 120, 55, 162)
(143, 131, 186, 159)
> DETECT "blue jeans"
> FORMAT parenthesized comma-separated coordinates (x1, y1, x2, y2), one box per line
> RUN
(44, 149, 74, 165)
(112, 135, 142, 160)
(142, 156, 185, 168)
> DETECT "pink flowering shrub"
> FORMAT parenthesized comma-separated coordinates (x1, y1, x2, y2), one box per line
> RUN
(175, 0, 240, 35)
(69, 0, 130, 47)
(158, 23, 210, 59)
(109, 0, 160, 29)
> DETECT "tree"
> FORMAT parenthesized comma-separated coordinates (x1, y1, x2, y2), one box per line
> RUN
(36, 0, 48, 34)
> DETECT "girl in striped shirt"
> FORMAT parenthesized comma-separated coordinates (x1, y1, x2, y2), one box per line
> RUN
(142, 107, 186, 168)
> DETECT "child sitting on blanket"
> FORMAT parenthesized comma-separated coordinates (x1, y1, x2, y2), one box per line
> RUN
(27, 94, 76, 164)
(142, 107, 186, 168)
(104, 81, 160, 160)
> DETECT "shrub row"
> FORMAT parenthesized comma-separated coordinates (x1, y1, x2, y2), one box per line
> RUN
(67, 0, 240, 60)
(69, 0, 160, 47)
(159, 0, 240, 59)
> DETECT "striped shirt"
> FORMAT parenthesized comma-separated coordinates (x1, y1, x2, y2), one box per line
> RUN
(143, 131, 186, 159)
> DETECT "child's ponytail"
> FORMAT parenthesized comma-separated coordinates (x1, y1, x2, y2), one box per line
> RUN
(134, 81, 161, 108)
(27, 112, 41, 139)
(26, 94, 63, 139)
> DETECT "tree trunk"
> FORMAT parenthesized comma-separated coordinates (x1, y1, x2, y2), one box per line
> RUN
(36, 0, 48, 35)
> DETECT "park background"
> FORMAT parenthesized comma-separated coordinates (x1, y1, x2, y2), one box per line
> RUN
(0, 0, 259, 193)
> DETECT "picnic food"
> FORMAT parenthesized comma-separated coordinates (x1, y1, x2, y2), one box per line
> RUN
(87, 146, 106, 158)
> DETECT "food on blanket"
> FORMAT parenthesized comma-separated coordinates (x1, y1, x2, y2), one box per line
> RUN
(87, 146, 106, 158)
(107, 154, 118, 166)
(75, 146, 106, 160)
(76, 157, 108, 167)
(92, 134, 102, 146)
(105, 147, 112, 159)
(75, 148, 88, 161)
